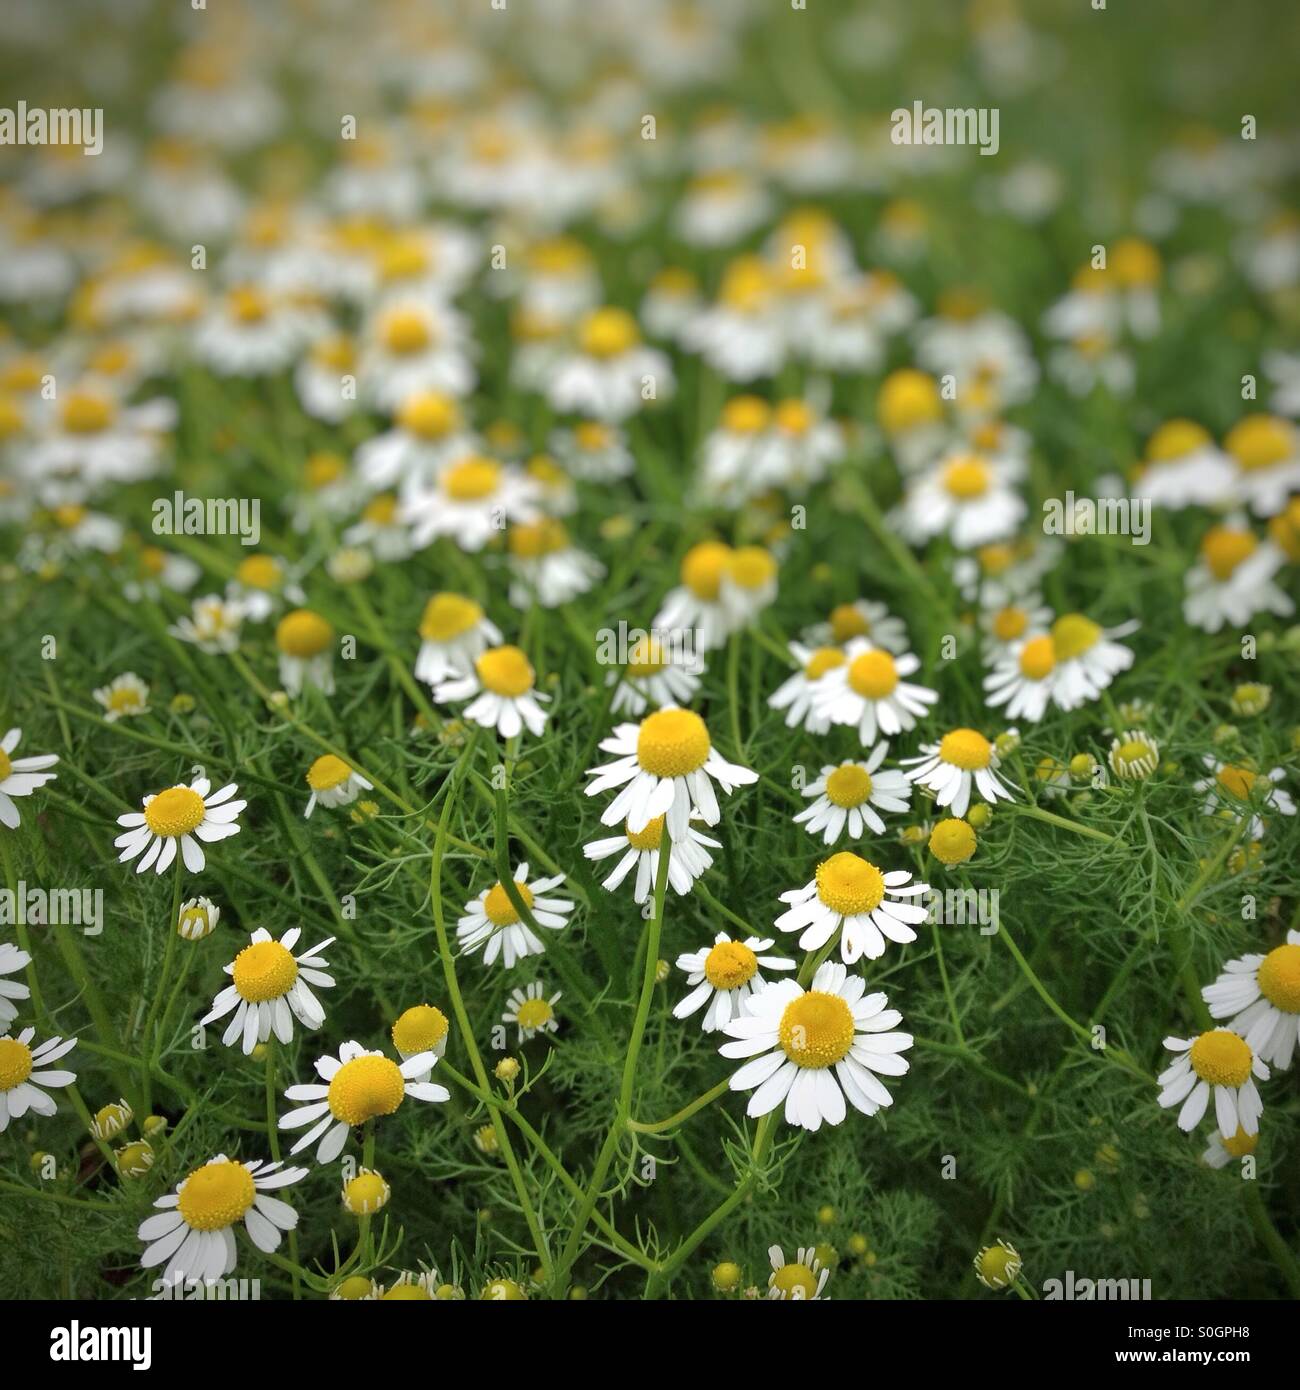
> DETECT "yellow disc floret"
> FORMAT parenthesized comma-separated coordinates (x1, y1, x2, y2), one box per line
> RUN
(515, 997, 554, 1031)
(721, 395, 771, 434)
(235, 554, 282, 590)
(276, 609, 334, 658)
(0, 1036, 33, 1090)
(476, 645, 535, 698)
(392, 1004, 450, 1054)
(1201, 526, 1257, 580)
(771, 1261, 819, 1298)
(579, 306, 639, 358)
(939, 728, 993, 770)
(636, 708, 711, 778)
(61, 391, 115, 434)
(1018, 634, 1056, 681)
(815, 852, 885, 916)
(625, 815, 665, 851)
(327, 1054, 406, 1126)
(704, 939, 758, 990)
(397, 390, 459, 439)
(878, 368, 941, 434)
(681, 540, 732, 600)
(232, 940, 298, 1003)
(847, 649, 898, 700)
(804, 647, 845, 681)
(942, 455, 992, 499)
(1146, 419, 1211, 463)
(1188, 1030, 1253, 1088)
(1257, 945, 1300, 1013)
(828, 603, 870, 642)
(177, 1159, 256, 1231)
(726, 545, 777, 591)
(419, 592, 483, 642)
(484, 880, 534, 927)
(930, 817, 977, 866)
(442, 457, 501, 501)
(342, 1170, 390, 1215)
(307, 754, 352, 792)
(379, 307, 432, 355)
(1215, 764, 1258, 801)
(144, 786, 206, 838)
(1050, 613, 1101, 661)
(1225, 414, 1293, 471)
(778, 990, 855, 1068)
(825, 764, 871, 808)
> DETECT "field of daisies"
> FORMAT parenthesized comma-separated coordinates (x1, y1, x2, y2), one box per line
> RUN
(1, 0, 1298, 1303)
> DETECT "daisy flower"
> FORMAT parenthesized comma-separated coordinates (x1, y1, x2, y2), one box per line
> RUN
(457, 863, 574, 969)
(1044, 613, 1138, 712)
(93, 672, 150, 722)
(719, 546, 778, 629)
(546, 306, 674, 422)
(1108, 730, 1160, 782)
(973, 1240, 1023, 1291)
(901, 728, 1017, 818)
(506, 518, 605, 609)
(607, 632, 704, 717)
(170, 594, 244, 654)
(1202, 1127, 1258, 1170)
(359, 299, 476, 409)
(225, 553, 305, 623)
(794, 747, 914, 843)
(341, 1168, 391, 1217)
(1133, 419, 1234, 510)
(201, 928, 335, 1054)
(193, 285, 320, 377)
(583, 814, 719, 902)
(0, 728, 58, 830)
(549, 420, 634, 482)
(1204, 931, 1300, 1070)
(681, 254, 786, 383)
(672, 931, 795, 1033)
(355, 391, 476, 495)
(280, 1040, 448, 1163)
(766, 1245, 831, 1301)
(899, 449, 1027, 549)
(584, 707, 758, 840)
(876, 366, 948, 473)
(983, 633, 1057, 723)
(414, 592, 502, 687)
(90, 1098, 132, 1141)
(0, 1028, 77, 1132)
(432, 644, 549, 739)
(802, 599, 910, 655)
(1193, 758, 1295, 840)
(177, 896, 220, 942)
(138, 1156, 308, 1286)
(1223, 413, 1300, 516)
(502, 982, 562, 1043)
(114, 777, 245, 875)
(275, 609, 336, 697)
(403, 455, 539, 553)
(342, 493, 412, 562)
(1158, 1030, 1267, 1139)
(391, 1004, 451, 1068)
(1182, 523, 1293, 633)
(720, 961, 913, 1130)
(303, 755, 373, 818)
(775, 851, 931, 964)
(697, 394, 775, 505)
(978, 595, 1052, 661)
(812, 639, 940, 744)
(767, 644, 847, 734)
(653, 540, 737, 652)
(0, 942, 32, 1029)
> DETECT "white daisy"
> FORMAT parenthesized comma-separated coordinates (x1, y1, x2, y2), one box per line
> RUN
(1157, 1030, 1267, 1140)
(901, 729, 1017, 818)
(138, 1156, 308, 1286)
(802, 599, 910, 655)
(549, 421, 635, 482)
(1223, 414, 1300, 516)
(93, 672, 150, 722)
(456, 862, 574, 969)
(502, 981, 562, 1043)
(766, 1245, 831, 1300)
(432, 644, 550, 739)
(414, 593, 502, 687)
(224, 554, 305, 624)
(1132, 419, 1234, 510)
(719, 546, 779, 630)
(0, 1028, 77, 1132)
(653, 540, 738, 652)
(584, 707, 758, 841)
(341, 493, 412, 562)
(1204, 931, 1300, 1071)
(280, 1040, 448, 1164)
(607, 632, 705, 718)
(359, 298, 476, 409)
(0, 942, 32, 1029)
(775, 851, 931, 965)
(177, 896, 221, 942)
(583, 814, 719, 902)
(720, 962, 913, 1130)
(768, 644, 847, 735)
(303, 755, 373, 818)
(506, 519, 605, 609)
(978, 596, 1053, 661)
(794, 747, 914, 844)
(114, 777, 245, 875)
(26, 386, 175, 486)
(170, 594, 244, 654)
(192, 285, 321, 377)
(275, 609, 336, 698)
(680, 255, 787, 382)
(812, 639, 940, 745)
(547, 307, 674, 421)
(983, 633, 1057, 723)
(899, 448, 1027, 549)
(672, 932, 795, 1033)
(0, 728, 58, 830)
(1193, 758, 1295, 840)
(201, 928, 335, 1055)
(402, 455, 539, 553)
(355, 391, 477, 497)
(1043, 613, 1138, 712)
(1182, 524, 1293, 634)
(1202, 1127, 1258, 1170)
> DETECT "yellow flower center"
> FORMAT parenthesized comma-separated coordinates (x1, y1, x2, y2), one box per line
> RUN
(0, 395, 24, 437)
(442, 457, 501, 501)
(380, 307, 433, 355)
(480, 1278, 527, 1301)
(516, 997, 554, 1030)
(573, 421, 612, 450)
(232, 940, 298, 1003)
(1257, 944, 1300, 1013)
(976, 1244, 1020, 1286)
(1146, 419, 1211, 463)
(1221, 1126, 1259, 1159)
(392, 1004, 450, 1054)
(419, 592, 483, 642)
(930, 817, 976, 866)
(1110, 237, 1161, 288)
(704, 940, 758, 990)
(625, 815, 665, 851)
(1113, 739, 1154, 770)
(509, 518, 569, 559)
(362, 494, 398, 526)
(978, 543, 1014, 576)
(991, 606, 1028, 642)
(681, 541, 732, 600)
(942, 456, 992, 499)
(311, 334, 355, 371)
(107, 685, 142, 714)
(803, 647, 845, 681)
(475, 645, 535, 698)
(815, 852, 885, 916)
(1188, 1030, 1252, 1088)
(771, 1262, 819, 1298)
(334, 1275, 376, 1300)
(377, 235, 431, 282)
(847, 649, 898, 700)
(1202, 527, 1257, 580)
(397, 390, 459, 439)
(327, 1054, 407, 1126)
(1215, 764, 1258, 800)
(307, 754, 352, 792)
(343, 1172, 389, 1213)
(939, 728, 992, 770)
(235, 554, 282, 590)
(143, 786, 206, 838)
(828, 603, 869, 642)
(61, 391, 115, 434)
(718, 256, 772, 312)
(579, 306, 639, 358)
(825, 764, 871, 808)
(484, 879, 534, 927)
(305, 452, 345, 489)
(779, 990, 855, 1068)
(726, 546, 776, 590)
(1018, 634, 1056, 681)
(0, 1036, 33, 1090)
(636, 708, 711, 778)
(177, 1160, 256, 1231)
(276, 609, 334, 659)
(227, 286, 269, 324)
(775, 399, 814, 436)
(879, 368, 941, 434)
(1225, 415, 1294, 471)
(1050, 613, 1101, 661)
(720, 395, 771, 434)
(625, 636, 668, 678)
